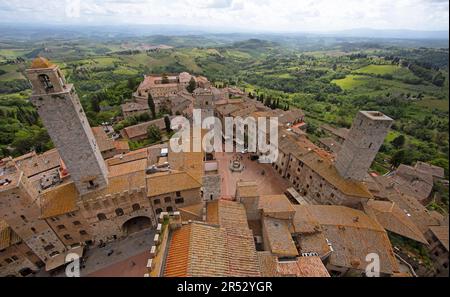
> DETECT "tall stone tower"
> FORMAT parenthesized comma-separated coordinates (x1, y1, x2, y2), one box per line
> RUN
(335, 111, 393, 181)
(193, 88, 214, 119)
(26, 57, 108, 195)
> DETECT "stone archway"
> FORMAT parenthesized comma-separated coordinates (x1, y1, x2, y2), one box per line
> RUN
(121, 216, 152, 236)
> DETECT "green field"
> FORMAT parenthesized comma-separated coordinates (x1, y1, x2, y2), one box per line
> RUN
(356, 64, 400, 75)
(331, 75, 367, 90)
(416, 98, 449, 112)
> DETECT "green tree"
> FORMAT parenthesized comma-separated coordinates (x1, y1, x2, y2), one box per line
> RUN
(164, 115, 172, 133)
(391, 135, 406, 149)
(147, 125, 162, 143)
(147, 93, 156, 119)
(186, 77, 197, 93)
(390, 149, 411, 168)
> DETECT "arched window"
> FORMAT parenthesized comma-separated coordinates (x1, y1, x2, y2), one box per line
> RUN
(132, 203, 141, 211)
(166, 206, 173, 212)
(155, 208, 163, 215)
(164, 197, 171, 203)
(115, 208, 124, 216)
(97, 213, 107, 221)
(38, 74, 53, 90)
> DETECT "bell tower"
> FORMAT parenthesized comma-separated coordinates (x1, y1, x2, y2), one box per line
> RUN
(26, 57, 108, 195)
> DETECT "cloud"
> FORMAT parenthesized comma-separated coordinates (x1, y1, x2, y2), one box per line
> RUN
(0, 0, 448, 32)
(206, 0, 233, 9)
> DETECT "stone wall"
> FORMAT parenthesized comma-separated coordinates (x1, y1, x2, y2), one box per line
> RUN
(202, 174, 221, 201)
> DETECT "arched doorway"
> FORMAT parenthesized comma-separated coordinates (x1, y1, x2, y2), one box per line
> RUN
(122, 216, 152, 236)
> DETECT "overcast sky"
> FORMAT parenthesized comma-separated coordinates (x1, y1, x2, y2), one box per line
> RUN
(0, 0, 448, 32)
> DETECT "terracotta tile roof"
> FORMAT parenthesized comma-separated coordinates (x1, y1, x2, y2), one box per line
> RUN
(262, 217, 298, 257)
(40, 182, 79, 219)
(121, 118, 169, 140)
(299, 150, 372, 199)
(318, 137, 342, 153)
(236, 181, 259, 198)
(415, 161, 445, 179)
(113, 140, 130, 151)
(178, 203, 204, 221)
(391, 164, 434, 202)
(258, 252, 330, 277)
(276, 109, 305, 125)
(204, 200, 261, 276)
(321, 124, 349, 139)
(278, 133, 370, 198)
(31, 57, 54, 69)
(220, 200, 251, 229)
(106, 148, 148, 166)
(168, 134, 205, 184)
(146, 171, 201, 197)
(363, 200, 428, 244)
(14, 149, 61, 178)
(164, 221, 260, 277)
(108, 158, 148, 178)
(429, 226, 449, 251)
(258, 194, 295, 220)
(293, 205, 399, 275)
(372, 176, 441, 234)
(92, 127, 115, 153)
(216, 103, 242, 117)
(121, 102, 149, 113)
(164, 224, 191, 277)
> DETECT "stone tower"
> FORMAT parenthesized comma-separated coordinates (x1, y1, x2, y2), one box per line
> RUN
(335, 111, 393, 181)
(193, 88, 214, 119)
(26, 57, 108, 195)
(0, 158, 66, 261)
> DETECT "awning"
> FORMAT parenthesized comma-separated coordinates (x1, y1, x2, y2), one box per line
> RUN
(45, 246, 84, 272)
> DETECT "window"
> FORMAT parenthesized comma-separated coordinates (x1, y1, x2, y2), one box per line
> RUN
(44, 244, 55, 252)
(26, 251, 34, 257)
(11, 255, 19, 261)
(154, 199, 161, 205)
(31, 227, 36, 233)
(63, 234, 72, 240)
(175, 198, 184, 204)
(57, 225, 66, 230)
(176, 191, 181, 197)
(166, 207, 173, 212)
(49, 251, 60, 257)
(4, 258, 13, 264)
(38, 74, 53, 90)
(73, 221, 81, 226)
(20, 215, 27, 223)
(132, 203, 141, 211)
(79, 230, 88, 236)
(97, 213, 107, 221)
(115, 208, 124, 216)
(164, 197, 171, 203)
(155, 208, 163, 215)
